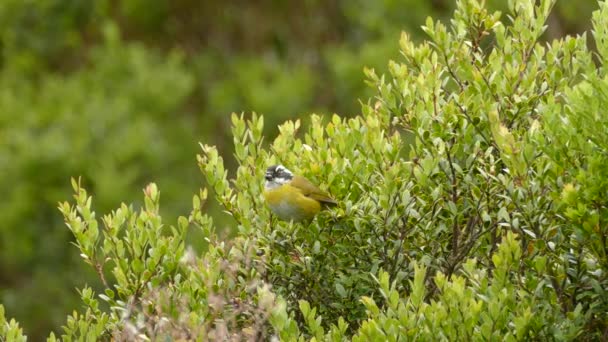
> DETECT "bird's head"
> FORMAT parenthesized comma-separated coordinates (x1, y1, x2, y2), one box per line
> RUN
(265, 164, 293, 189)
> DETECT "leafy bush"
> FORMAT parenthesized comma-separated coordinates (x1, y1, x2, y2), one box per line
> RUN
(200, 0, 604, 337)
(2, 0, 608, 340)
(53, 182, 298, 340)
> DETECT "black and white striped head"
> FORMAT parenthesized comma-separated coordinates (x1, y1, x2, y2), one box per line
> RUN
(265, 165, 293, 189)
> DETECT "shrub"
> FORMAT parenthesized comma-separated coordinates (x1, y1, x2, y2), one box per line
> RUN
(2, 0, 608, 340)
(52, 182, 298, 340)
(200, 0, 603, 337)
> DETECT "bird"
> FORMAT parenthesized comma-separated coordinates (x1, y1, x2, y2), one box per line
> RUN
(263, 164, 337, 222)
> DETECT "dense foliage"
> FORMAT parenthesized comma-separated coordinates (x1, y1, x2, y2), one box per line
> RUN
(0, 0, 445, 337)
(2, 0, 608, 340)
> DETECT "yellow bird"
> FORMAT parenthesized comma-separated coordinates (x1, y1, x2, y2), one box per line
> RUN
(263, 165, 337, 222)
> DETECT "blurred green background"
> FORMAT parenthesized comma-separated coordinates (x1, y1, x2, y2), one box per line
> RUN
(0, 0, 598, 339)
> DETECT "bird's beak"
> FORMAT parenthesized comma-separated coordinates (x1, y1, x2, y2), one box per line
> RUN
(265, 173, 273, 181)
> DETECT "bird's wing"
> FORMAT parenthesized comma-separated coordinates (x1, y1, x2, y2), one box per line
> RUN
(291, 175, 338, 205)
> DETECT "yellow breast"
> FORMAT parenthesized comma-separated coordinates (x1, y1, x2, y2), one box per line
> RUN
(263, 183, 322, 221)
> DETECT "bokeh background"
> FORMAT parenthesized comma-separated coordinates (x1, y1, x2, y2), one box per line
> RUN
(0, 0, 598, 339)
